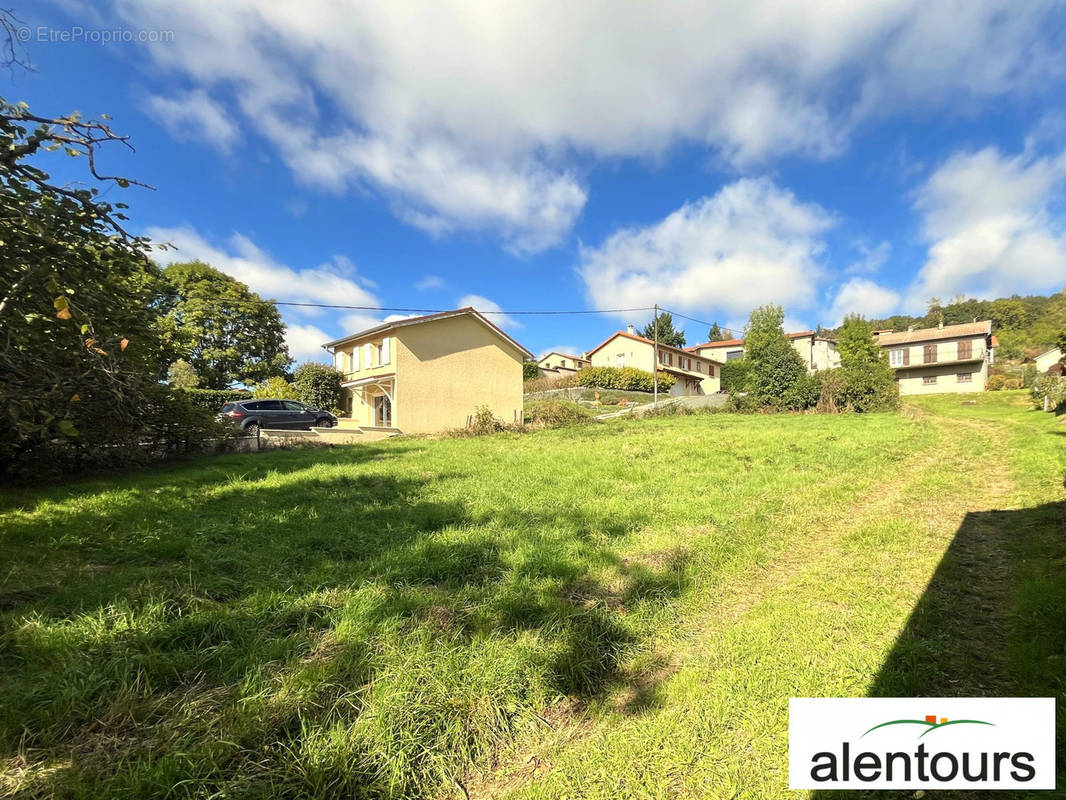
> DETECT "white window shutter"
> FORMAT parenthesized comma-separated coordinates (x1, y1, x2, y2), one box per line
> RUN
(363, 343, 372, 368)
(381, 337, 390, 365)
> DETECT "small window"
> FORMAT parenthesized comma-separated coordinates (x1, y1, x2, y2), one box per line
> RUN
(957, 340, 972, 360)
(726, 350, 744, 361)
(889, 349, 904, 367)
(259, 400, 284, 410)
(696, 362, 703, 373)
(616, 353, 626, 367)
(708, 364, 715, 377)
(923, 344, 937, 364)
(957, 372, 972, 383)
(221, 403, 235, 413)
(243, 401, 263, 411)
(283, 401, 306, 411)
(922, 375, 937, 385)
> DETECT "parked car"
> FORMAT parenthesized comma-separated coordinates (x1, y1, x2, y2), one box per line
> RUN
(219, 399, 337, 435)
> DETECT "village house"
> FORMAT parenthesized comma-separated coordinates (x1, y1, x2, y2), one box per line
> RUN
(322, 308, 532, 434)
(536, 351, 590, 378)
(686, 331, 841, 372)
(587, 326, 721, 395)
(873, 320, 995, 394)
(1034, 347, 1062, 373)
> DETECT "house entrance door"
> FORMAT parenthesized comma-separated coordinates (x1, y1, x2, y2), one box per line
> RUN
(373, 394, 392, 427)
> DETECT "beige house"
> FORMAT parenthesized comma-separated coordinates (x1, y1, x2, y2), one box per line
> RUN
(1034, 347, 1062, 373)
(587, 326, 721, 395)
(686, 331, 840, 372)
(536, 351, 590, 378)
(323, 308, 532, 434)
(873, 321, 995, 394)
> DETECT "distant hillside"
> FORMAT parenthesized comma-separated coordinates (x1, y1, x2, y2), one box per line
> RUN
(859, 290, 1066, 360)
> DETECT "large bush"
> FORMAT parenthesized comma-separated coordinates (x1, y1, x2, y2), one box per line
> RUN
(0, 99, 226, 477)
(1031, 374, 1066, 411)
(183, 388, 252, 412)
(292, 362, 344, 411)
(835, 316, 899, 412)
(744, 305, 808, 409)
(575, 366, 674, 392)
(523, 361, 540, 380)
(720, 359, 751, 392)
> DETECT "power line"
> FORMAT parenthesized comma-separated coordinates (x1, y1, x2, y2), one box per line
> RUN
(660, 307, 743, 338)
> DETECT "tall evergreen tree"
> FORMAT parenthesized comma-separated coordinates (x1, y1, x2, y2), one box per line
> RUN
(640, 311, 686, 348)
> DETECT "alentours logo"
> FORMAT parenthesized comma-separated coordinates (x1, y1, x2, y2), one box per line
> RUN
(789, 698, 1055, 790)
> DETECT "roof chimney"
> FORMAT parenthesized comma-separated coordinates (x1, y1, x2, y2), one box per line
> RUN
(626, 324, 634, 334)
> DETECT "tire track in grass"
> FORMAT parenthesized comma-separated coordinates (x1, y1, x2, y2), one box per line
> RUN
(495, 407, 1016, 799)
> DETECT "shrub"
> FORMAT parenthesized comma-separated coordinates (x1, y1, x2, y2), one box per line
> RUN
(524, 372, 580, 394)
(1031, 374, 1066, 411)
(252, 376, 294, 399)
(815, 369, 847, 413)
(783, 371, 820, 411)
(1002, 378, 1023, 390)
(523, 361, 540, 380)
(744, 305, 808, 409)
(525, 398, 594, 428)
(167, 358, 200, 389)
(720, 359, 751, 393)
(575, 366, 675, 392)
(292, 362, 344, 411)
(986, 374, 1007, 391)
(1022, 364, 1038, 389)
(183, 388, 252, 412)
(836, 316, 899, 412)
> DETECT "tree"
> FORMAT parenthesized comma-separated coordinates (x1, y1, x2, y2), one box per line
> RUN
(640, 311, 686, 348)
(292, 362, 344, 410)
(251, 376, 294, 398)
(835, 315, 898, 412)
(523, 360, 540, 380)
(163, 261, 291, 389)
(707, 322, 731, 342)
(167, 358, 200, 389)
(743, 304, 807, 408)
(0, 97, 208, 474)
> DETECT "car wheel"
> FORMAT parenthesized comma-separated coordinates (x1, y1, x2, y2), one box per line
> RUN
(317, 418, 333, 428)
(245, 421, 261, 437)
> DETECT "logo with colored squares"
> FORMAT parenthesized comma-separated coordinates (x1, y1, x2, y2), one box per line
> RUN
(862, 714, 995, 739)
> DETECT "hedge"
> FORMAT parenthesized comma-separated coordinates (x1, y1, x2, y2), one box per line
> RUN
(183, 388, 253, 412)
(574, 366, 674, 392)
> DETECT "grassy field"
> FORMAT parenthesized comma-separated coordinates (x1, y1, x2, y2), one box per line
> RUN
(1, 392, 1062, 798)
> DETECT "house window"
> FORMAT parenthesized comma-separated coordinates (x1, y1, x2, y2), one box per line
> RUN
(380, 336, 391, 365)
(708, 364, 715, 377)
(726, 350, 744, 361)
(363, 342, 373, 369)
(957, 340, 972, 360)
(616, 353, 625, 367)
(923, 344, 937, 364)
(889, 349, 905, 367)
(957, 372, 972, 383)
(923, 375, 937, 385)
(696, 362, 703, 373)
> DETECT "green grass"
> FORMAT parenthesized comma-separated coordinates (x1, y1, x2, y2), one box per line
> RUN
(1, 393, 1062, 798)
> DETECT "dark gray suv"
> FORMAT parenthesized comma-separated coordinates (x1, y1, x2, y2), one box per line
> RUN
(219, 399, 337, 435)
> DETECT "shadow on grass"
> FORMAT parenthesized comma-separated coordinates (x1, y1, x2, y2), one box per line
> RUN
(810, 501, 1066, 799)
(0, 444, 690, 797)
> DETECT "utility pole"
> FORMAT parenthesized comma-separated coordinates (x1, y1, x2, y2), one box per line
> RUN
(653, 303, 659, 405)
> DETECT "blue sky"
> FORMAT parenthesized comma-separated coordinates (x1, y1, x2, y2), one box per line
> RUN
(12, 1, 1066, 360)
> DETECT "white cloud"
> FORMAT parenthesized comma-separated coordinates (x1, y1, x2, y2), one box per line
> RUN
(143, 88, 239, 151)
(146, 226, 380, 308)
(579, 178, 835, 317)
(827, 278, 902, 325)
(457, 294, 521, 330)
(285, 323, 333, 363)
(415, 274, 445, 291)
(113, 0, 1063, 251)
(905, 145, 1066, 310)
(845, 240, 891, 274)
